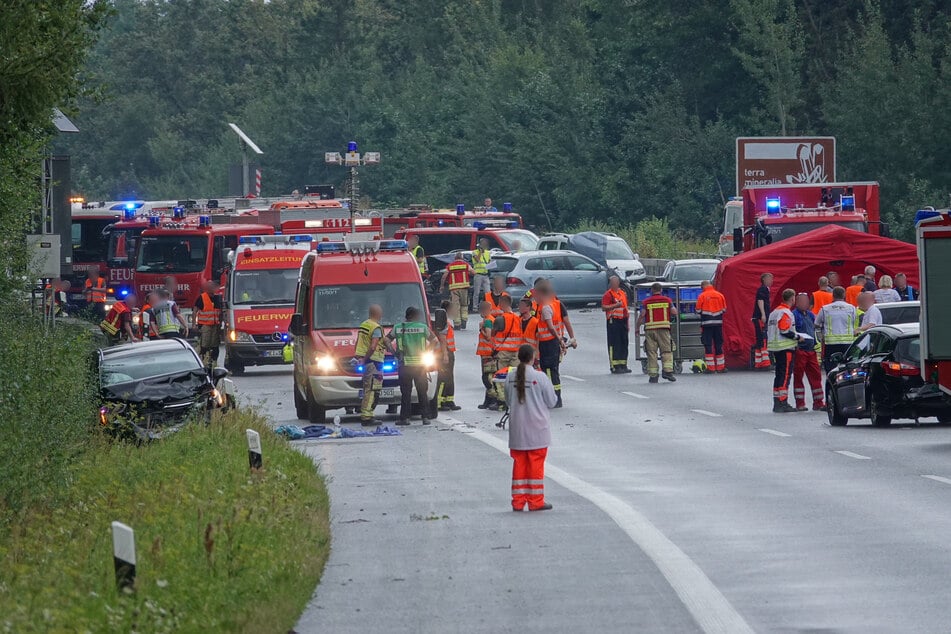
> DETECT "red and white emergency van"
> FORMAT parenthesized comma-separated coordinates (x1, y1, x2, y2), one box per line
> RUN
(289, 239, 436, 423)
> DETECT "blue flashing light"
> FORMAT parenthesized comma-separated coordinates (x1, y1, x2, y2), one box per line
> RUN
(473, 221, 485, 229)
(378, 239, 408, 251)
(124, 202, 136, 210)
(239, 236, 264, 244)
(437, 220, 445, 226)
(198, 215, 211, 227)
(356, 364, 365, 373)
(148, 215, 161, 227)
(347, 141, 358, 152)
(281, 333, 289, 342)
(123, 208, 136, 221)
(316, 242, 347, 253)
(382, 362, 395, 372)
(456, 204, 465, 215)
(118, 288, 129, 298)
(765, 197, 782, 214)
(503, 202, 512, 212)
(173, 206, 185, 219)
(840, 194, 855, 212)
(290, 234, 313, 243)
(915, 209, 942, 225)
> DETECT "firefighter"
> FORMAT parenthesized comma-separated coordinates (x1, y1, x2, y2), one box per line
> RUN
(845, 274, 866, 306)
(637, 282, 678, 383)
(194, 280, 222, 369)
(751, 272, 773, 369)
(355, 304, 387, 425)
(471, 238, 492, 311)
(505, 343, 557, 512)
(387, 306, 436, 425)
(696, 280, 727, 373)
(602, 275, 631, 374)
(440, 251, 474, 329)
(767, 288, 801, 413)
(815, 286, 858, 373)
(100, 293, 139, 345)
(149, 289, 188, 339)
(84, 266, 108, 320)
(485, 276, 510, 318)
(792, 292, 825, 411)
(434, 300, 461, 412)
(477, 300, 501, 411)
(407, 235, 427, 276)
(535, 281, 566, 407)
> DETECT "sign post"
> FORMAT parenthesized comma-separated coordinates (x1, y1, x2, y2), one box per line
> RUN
(736, 137, 836, 195)
(111, 521, 136, 592)
(247, 429, 263, 471)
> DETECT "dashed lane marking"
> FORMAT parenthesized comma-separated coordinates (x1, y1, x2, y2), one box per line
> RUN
(691, 409, 723, 418)
(622, 391, 650, 400)
(438, 417, 755, 634)
(758, 428, 791, 437)
(922, 475, 951, 485)
(561, 374, 586, 382)
(834, 450, 871, 460)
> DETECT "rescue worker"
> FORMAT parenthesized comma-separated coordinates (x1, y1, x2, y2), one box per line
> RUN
(815, 286, 858, 373)
(140, 291, 159, 340)
(812, 276, 834, 316)
(149, 289, 189, 339)
(492, 294, 522, 374)
(601, 275, 631, 374)
(505, 343, 557, 512)
(485, 276, 510, 318)
(440, 251, 473, 329)
(471, 238, 492, 310)
(45, 278, 70, 318)
(535, 281, 567, 407)
(845, 274, 866, 306)
(792, 293, 825, 411)
(100, 293, 138, 345)
(523, 277, 545, 315)
(638, 282, 678, 383)
(194, 280, 222, 369)
(477, 300, 502, 411)
(696, 280, 727, 373)
(517, 297, 539, 359)
(894, 272, 917, 301)
(751, 272, 773, 369)
(355, 304, 387, 425)
(84, 266, 108, 320)
(387, 306, 436, 425)
(434, 300, 461, 412)
(408, 235, 427, 276)
(856, 291, 882, 333)
(767, 288, 801, 413)
(164, 275, 180, 302)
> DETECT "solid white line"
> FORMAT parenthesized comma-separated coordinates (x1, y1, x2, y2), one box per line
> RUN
(834, 450, 871, 460)
(758, 428, 791, 437)
(438, 417, 754, 634)
(922, 475, 951, 485)
(561, 374, 586, 382)
(622, 391, 650, 400)
(691, 409, 723, 418)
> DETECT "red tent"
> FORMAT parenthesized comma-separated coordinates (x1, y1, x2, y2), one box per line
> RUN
(713, 226, 920, 369)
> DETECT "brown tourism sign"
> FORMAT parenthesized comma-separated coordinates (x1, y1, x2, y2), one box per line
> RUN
(736, 137, 836, 195)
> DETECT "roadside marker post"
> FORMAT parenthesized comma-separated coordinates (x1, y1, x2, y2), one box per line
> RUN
(247, 429, 263, 471)
(111, 521, 136, 592)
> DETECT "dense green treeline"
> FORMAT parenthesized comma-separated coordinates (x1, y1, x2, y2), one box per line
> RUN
(61, 0, 951, 241)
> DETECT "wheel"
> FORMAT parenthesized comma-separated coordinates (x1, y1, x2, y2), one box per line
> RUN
(869, 393, 892, 427)
(826, 387, 848, 426)
(306, 385, 326, 424)
(293, 382, 308, 420)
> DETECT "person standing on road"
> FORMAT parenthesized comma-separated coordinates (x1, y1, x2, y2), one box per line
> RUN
(638, 282, 678, 383)
(441, 251, 473, 330)
(100, 293, 139, 345)
(857, 291, 882, 334)
(864, 265, 878, 291)
(812, 276, 834, 316)
(535, 281, 567, 407)
(792, 293, 825, 412)
(894, 273, 917, 301)
(485, 275, 509, 318)
(767, 288, 801, 413)
(84, 266, 108, 321)
(434, 300, 461, 412)
(696, 280, 727, 373)
(194, 280, 222, 369)
(517, 297, 539, 359)
(873, 275, 901, 303)
(355, 304, 387, 425)
(387, 306, 436, 425)
(477, 300, 502, 411)
(492, 295, 522, 372)
(471, 238, 492, 310)
(408, 235, 427, 277)
(815, 286, 858, 373)
(752, 273, 773, 369)
(602, 275, 631, 374)
(505, 343, 557, 512)
(845, 274, 866, 306)
(149, 289, 189, 339)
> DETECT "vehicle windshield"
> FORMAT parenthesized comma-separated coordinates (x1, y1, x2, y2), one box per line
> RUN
(671, 263, 718, 282)
(495, 230, 538, 251)
(136, 235, 208, 273)
(100, 349, 203, 387)
(71, 218, 114, 263)
(878, 304, 920, 325)
(313, 283, 425, 329)
(108, 227, 144, 264)
(765, 220, 867, 242)
(605, 238, 635, 260)
(232, 269, 299, 305)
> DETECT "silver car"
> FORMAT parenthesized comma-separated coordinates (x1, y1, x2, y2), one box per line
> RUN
(491, 250, 613, 305)
(876, 300, 920, 325)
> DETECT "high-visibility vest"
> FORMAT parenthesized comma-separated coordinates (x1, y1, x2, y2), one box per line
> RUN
(536, 300, 564, 342)
(603, 288, 628, 320)
(811, 289, 833, 316)
(817, 301, 858, 344)
(411, 245, 427, 274)
(767, 306, 797, 351)
(696, 288, 726, 326)
(477, 318, 495, 357)
(100, 301, 130, 336)
(356, 318, 386, 362)
(152, 301, 180, 334)
(85, 276, 107, 303)
(446, 261, 471, 289)
(642, 294, 672, 330)
(494, 312, 522, 353)
(195, 292, 220, 326)
(485, 291, 509, 316)
(445, 325, 456, 353)
(520, 316, 539, 349)
(392, 321, 429, 365)
(473, 249, 491, 275)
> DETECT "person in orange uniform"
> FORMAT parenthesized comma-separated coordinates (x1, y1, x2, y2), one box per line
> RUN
(485, 276, 510, 319)
(811, 276, 833, 316)
(517, 297, 539, 359)
(84, 266, 108, 320)
(492, 294, 522, 372)
(845, 274, 866, 306)
(601, 275, 631, 374)
(696, 280, 728, 373)
(637, 282, 678, 383)
(435, 300, 461, 412)
(440, 251, 473, 329)
(477, 300, 501, 411)
(194, 280, 222, 369)
(535, 281, 567, 407)
(100, 293, 139, 345)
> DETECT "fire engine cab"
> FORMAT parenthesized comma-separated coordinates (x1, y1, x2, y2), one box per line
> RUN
(917, 209, 951, 397)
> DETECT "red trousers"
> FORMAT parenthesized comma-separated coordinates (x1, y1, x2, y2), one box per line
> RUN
(793, 349, 825, 408)
(511, 448, 547, 511)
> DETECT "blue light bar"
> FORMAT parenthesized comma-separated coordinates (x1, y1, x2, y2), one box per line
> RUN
(290, 234, 313, 243)
(456, 204, 465, 215)
(765, 197, 782, 214)
(148, 215, 161, 226)
(348, 141, 358, 152)
(915, 209, 942, 225)
(124, 202, 137, 210)
(382, 363, 395, 372)
(239, 236, 264, 244)
(173, 206, 185, 219)
(503, 202, 512, 212)
(473, 221, 485, 229)
(316, 242, 347, 253)
(123, 208, 136, 221)
(118, 288, 129, 297)
(378, 239, 407, 251)
(840, 194, 855, 212)
(198, 215, 211, 226)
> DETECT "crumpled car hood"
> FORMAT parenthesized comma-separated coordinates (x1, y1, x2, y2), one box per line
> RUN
(102, 369, 212, 407)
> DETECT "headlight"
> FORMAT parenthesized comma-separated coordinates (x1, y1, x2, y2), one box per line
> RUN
(230, 330, 253, 343)
(421, 350, 436, 369)
(99, 407, 109, 426)
(315, 354, 337, 372)
(211, 388, 225, 407)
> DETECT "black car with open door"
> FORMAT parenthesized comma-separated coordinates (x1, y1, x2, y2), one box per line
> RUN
(825, 323, 951, 427)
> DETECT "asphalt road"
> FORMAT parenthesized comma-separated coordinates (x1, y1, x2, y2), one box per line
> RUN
(231, 309, 951, 634)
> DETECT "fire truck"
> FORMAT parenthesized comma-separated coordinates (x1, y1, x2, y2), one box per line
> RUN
(69, 207, 121, 302)
(917, 209, 951, 397)
(280, 216, 384, 240)
(378, 204, 523, 237)
(724, 181, 885, 255)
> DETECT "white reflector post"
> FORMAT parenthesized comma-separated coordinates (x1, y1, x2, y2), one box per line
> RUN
(247, 429, 262, 471)
(111, 521, 136, 591)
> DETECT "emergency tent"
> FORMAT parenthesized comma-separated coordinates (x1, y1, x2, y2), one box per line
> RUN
(713, 225, 920, 369)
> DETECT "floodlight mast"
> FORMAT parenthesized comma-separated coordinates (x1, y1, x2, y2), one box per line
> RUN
(228, 123, 263, 196)
(324, 141, 380, 234)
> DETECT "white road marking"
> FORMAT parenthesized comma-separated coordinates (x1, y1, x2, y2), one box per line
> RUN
(561, 374, 586, 382)
(622, 391, 650, 400)
(922, 475, 951, 486)
(758, 428, 791, 437)
(439, 416, 755, 634)
(691, 409, 722, 418)
(834, 450, 871, 460)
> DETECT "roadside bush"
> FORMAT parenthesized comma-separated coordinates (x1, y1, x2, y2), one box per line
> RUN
(569, 217, 718, 260)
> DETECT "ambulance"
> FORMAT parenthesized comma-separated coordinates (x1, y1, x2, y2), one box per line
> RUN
(289, 239, 436, 423)
(224, 234, 313, 374)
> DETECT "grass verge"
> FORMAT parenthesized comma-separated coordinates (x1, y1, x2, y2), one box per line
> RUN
(0, 408, 330, 633)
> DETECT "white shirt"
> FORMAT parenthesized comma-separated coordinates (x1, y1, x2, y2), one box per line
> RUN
(873, 288, 901, 304)
(504, 365, 557, 450)
(861, 304, 883, 328)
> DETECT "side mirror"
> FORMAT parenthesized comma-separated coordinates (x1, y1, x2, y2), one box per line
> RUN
(211, 367, 229, 382)
(289, 313, 306, 336)
(732, 228, 743, 254)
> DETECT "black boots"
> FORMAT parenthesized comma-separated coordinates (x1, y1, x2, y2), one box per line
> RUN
(773, 398, 796, 413)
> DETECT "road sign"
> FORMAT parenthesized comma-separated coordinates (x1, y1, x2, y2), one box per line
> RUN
(736, 137, 836, 195)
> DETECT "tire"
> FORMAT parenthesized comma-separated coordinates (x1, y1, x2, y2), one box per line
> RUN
(293, 383, 308, 420)
(306, 385, 326, 424)
(869, 393, 892, 427)
(827, 387, 848, 426)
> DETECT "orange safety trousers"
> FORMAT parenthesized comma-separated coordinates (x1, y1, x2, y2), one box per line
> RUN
(510, 448, 547, 511)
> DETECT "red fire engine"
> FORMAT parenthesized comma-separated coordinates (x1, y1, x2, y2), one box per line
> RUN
(917, 209, 951, 396)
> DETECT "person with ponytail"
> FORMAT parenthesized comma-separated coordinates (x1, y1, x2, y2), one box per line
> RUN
(504, 343, 557, 511)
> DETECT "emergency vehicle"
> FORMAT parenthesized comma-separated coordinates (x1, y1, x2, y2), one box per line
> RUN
(134, 216, 274, 313)
(69, 207, 121, 302)
(394, 224, 539, 272)
(224, 234, 314, 374)
(289, 239, 436, 423)
(280, 216, 383, 241)
(917, 209, 951, 397)
(380, 204, 523, 237)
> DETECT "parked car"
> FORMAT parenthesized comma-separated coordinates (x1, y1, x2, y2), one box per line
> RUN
(876, 300, 920, 325)
(825, 323, 951, 426)
(394, 226, 539, 274)
(537, 232, 647, 283)
(97, 339, 234, 440)
(656, 258, 720, 284)
(493, 250, 616, 305)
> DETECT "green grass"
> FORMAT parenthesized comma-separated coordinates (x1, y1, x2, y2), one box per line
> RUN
(0, 409, 330, 633)
(568, 217, 718, 260)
